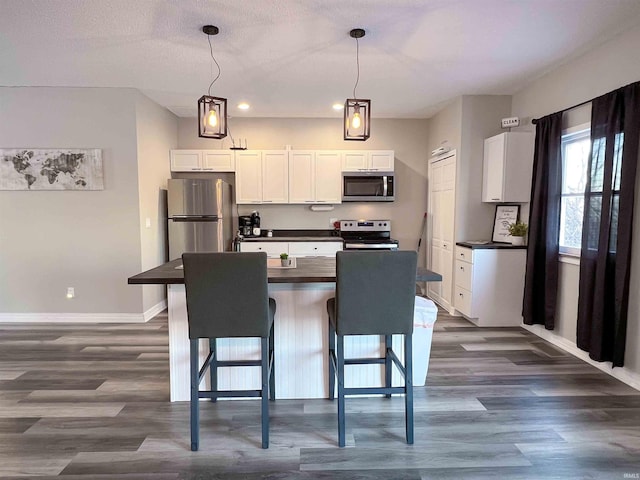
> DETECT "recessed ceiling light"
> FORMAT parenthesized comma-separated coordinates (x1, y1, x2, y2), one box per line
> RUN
(332, 103, 344, 110)
(237, 102, 250, 110)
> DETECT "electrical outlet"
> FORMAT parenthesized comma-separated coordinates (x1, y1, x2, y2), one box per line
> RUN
(145, 217, 151, 228)
(66, 287, 75, 299)
(330, 218, 337, 227)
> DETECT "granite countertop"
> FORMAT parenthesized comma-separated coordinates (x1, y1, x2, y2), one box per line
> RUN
(128, 257, 442, 285)
(456, 241, 527, 250)
(239, 229, 342, 242)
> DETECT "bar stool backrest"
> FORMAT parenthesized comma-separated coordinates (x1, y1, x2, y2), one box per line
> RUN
(182, 252, 270, 339)
(335, 250, 417, 336)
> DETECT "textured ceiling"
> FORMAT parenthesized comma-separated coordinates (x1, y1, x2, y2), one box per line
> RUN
(2, 0, 640, 118)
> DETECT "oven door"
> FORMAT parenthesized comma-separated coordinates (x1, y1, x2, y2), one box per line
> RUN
(342, 172, 394, 202)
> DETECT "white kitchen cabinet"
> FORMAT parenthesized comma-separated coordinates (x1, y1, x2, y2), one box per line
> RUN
(262, 151, 289, 203)
(235, 150, 289, 204)
(240, 241, 342, 258)
(239, 241, 289, 257)
(427, 151, 456, 313)
(235, 150, 263, 203)
(202, 151, 235, 171)
(341, 150, 394, 172)
(289, 151, 342, 204)
(170, 150, 234, 172)
(453, 245, 526, 326)
(482, 132, 534, 202)
(288, 241, 342, 257)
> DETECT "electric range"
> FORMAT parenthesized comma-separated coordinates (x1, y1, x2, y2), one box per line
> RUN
(339, 220, 399, 250)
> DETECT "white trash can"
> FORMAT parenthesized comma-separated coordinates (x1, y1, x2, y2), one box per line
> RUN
(412, 296, 438, 387)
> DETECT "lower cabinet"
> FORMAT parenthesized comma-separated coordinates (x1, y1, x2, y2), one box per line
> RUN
(454, 245, 526, 326)
(240, 241, 342, 258)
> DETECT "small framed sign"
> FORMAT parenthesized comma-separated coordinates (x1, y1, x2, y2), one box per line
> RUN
(492, 205, 520, 243)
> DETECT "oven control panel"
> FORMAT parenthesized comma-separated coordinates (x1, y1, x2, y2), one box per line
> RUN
(340, 220, 391, 232)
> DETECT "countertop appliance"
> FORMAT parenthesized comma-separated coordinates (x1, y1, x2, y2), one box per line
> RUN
(167, 178, 233, 260)
(340, 220, 399, 250)
(342, 172, 394, 202)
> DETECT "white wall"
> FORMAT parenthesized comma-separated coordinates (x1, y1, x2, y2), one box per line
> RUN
(177, 117, 430, 266)
(0, 87, 176, 319)
(511, 23, 640, 388)
(134, 91, 177, 312)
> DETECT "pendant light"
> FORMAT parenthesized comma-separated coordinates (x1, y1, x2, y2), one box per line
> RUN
(198, 25, 227, 139)
(344, 28, 370, 141)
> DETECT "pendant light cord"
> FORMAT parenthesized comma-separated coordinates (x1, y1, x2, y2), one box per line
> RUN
(207, 34, 221, 96)
(353, 36, 360, 99)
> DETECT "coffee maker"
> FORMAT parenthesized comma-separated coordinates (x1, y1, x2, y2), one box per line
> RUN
(239, 216, 252, 237)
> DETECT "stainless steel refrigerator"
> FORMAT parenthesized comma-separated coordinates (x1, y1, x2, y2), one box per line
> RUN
(167, 178, 233, 260)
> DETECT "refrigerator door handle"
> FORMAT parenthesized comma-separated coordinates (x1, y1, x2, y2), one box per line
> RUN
(170, 216, 219, 222)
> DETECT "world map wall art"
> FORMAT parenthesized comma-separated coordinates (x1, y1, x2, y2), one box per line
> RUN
(0, 148, 104, 190)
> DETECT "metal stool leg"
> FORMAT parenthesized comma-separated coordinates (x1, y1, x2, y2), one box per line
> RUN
(328, 321, 336, 400)
(337, 335, 346, 447)
(385, 334, 392, 398)
(261, 337, 269, 449)
(209, 338, 217, 403)
(190, 339, 200, 451)
(404, 334, 414, 445)
(269, 323, 275, 401)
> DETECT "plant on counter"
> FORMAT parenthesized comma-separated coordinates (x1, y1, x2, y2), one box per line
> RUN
(280, 252, 292, 267)
(507, 220, 528, 237)
(280, 253, 288, 260)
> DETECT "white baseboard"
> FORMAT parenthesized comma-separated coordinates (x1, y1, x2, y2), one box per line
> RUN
(0, 299, 167, 324)
(522, 323, 640, 392)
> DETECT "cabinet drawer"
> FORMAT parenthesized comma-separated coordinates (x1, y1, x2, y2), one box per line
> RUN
(455, 260, 473, 291)
(454, 285, 473, 317)
(455, 246, 474, 264)
(239, 242, 288, 258)
(288, 242, 342, 257)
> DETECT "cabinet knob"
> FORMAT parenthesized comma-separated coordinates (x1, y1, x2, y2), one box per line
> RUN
(460, 266, 464, 271)
(491, 198, 500, 201)
(459, 293, 463, 297)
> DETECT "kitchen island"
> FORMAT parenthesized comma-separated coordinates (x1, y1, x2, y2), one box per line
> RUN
(129, 257, 441, 401)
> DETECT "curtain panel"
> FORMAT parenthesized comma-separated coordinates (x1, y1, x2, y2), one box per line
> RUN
(523, 112, 563, 329)
(576, 81, 640, 367)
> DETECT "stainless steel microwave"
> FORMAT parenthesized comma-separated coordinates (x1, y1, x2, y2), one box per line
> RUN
(342, 172, 395, 202)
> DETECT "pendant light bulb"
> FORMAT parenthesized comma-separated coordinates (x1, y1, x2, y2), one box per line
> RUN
(351, 109, 361, 129)
(207, 108, 218, 127)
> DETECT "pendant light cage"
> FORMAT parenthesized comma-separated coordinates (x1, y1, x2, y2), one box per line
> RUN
(344, 98, 371, 141)
(197, 25, 227, 139)
(344, 28, 370, 141)
(198, 95, 228, 139)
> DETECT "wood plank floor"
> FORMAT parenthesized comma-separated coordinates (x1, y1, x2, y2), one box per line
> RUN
(0, 311, 639, 479)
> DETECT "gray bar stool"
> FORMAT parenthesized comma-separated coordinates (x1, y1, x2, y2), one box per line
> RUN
(182, 252, 276, 450)
(327, 250, 417, 447)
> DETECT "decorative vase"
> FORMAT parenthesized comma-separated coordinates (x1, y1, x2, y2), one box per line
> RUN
(511, 236, 525, 246)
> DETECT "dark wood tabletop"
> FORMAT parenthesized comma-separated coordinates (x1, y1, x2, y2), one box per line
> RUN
(128, 257, 442, 285)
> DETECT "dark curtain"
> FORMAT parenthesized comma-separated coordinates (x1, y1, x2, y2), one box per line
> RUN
(523, 112, 563, 329)
(576, 81, 640, 367)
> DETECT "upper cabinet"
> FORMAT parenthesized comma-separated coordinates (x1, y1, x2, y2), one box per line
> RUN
(342, 150, 394, 172)
(170, 150, 234, 172)
(236, 150, 289, 204)
(289, 151, 342, 204)
(482, 132, 534, 203)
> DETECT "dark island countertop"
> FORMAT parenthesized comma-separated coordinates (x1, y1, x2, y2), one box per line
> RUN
(128, 257, 442, 285)
(239, 229, 342, 242)
(456, 241, 527, 250)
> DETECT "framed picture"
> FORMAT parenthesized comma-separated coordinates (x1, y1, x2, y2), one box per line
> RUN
(492, 205, 520, 243)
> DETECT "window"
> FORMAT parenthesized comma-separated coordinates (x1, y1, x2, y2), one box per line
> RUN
(559, 126, 590, 255)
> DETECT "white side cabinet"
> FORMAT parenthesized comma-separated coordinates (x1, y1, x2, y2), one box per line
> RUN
(289, 151, 342, 204)
(235, 150, 289, 204)
(342, 150, 394, 172)
(454, 245, 526, 326)
(170, 150, 234, 172)
(482, 132, 534, 202)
